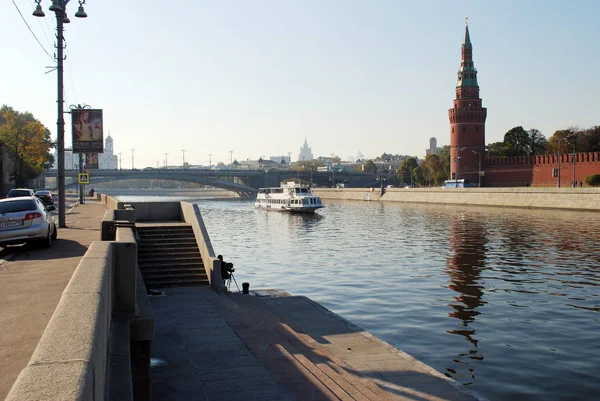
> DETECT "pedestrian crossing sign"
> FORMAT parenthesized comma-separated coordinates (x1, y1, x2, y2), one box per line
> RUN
(78, 173, 90, 184)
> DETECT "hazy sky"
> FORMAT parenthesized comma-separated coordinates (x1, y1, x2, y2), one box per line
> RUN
(2, 1, 599, 168)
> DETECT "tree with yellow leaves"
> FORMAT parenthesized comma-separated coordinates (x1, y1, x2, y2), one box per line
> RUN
(0, 105, 55, 188)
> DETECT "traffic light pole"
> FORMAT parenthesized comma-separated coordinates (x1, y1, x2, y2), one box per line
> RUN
(79, 153, 84, 204)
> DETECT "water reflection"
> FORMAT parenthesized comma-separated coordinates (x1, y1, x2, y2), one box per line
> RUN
(445, 213, 487, 385)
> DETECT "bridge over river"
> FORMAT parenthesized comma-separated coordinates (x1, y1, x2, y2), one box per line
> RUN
(42, 169, 392, 197)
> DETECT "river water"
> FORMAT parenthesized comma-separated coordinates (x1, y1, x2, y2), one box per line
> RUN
(121, 196, 600, 400)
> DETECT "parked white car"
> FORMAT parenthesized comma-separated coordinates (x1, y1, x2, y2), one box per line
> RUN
(0, 196, 57, 247)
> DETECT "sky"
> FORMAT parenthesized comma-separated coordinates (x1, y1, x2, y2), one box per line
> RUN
(2, 0, 599, 168)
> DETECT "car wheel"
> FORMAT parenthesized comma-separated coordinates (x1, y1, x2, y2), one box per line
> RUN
(41, 228, 52, 248)
(51, 226, 58, 240)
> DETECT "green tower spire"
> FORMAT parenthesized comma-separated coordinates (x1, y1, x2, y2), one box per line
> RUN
(456, 17, 478, 88)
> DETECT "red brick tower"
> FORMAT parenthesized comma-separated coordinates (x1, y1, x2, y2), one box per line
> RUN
(448, 19, 487, 185)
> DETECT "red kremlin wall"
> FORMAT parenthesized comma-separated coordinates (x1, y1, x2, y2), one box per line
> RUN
(484, 151, 600, 187)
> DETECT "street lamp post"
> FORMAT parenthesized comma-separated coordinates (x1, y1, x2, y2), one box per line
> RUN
(472, 150, 482, 187)
(572, 146, 577, 187)
(453, 156, 461, 187)
(557, 140, 562, 188)
(33, 0, 88, 228)
(331, 153, 335, 187)
(130, 149, 135, 169)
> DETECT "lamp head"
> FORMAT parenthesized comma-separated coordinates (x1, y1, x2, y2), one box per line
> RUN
(75, 5, 87, 18)
(63, 15, 71, 23)
(32, 4, 45, 17)
(49, 1, 63, 12)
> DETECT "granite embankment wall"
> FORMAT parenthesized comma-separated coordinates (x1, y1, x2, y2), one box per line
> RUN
(6, 225, 153, 401)
(313, 187, 600, 211)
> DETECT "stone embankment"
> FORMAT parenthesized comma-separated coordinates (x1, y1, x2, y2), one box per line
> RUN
(4, 193, 487, 401)
(313, 187, 600, 211)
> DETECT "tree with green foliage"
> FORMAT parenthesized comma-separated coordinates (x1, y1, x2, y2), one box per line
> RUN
(577, 126, 600, 152)
(503, 126, 530, 156)
(527, 128, 548, 156)
(0, 105, 54, 188)
(585, 174, 600, 187)
(486, 141, 504, 156)
(419, 154, 445, 186)
(438, 145, 451, 181)
(398, 157, 418, 184)
(363, 159, 377, 173)
(487, 127, 547, 157)
(292, 159, 325, 171)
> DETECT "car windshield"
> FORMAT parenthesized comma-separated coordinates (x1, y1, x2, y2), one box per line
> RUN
(8, 190, 32, 197)
(35, 191, 50, 195)
(0, 200, 37, 214)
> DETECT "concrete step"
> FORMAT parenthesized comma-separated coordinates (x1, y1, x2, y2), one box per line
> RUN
(138, 237, 197, 244)
(145, 277, 210, 290)
(138, 251, 201, 261)
(136, 224, 208, 289)
(138, 259, 204, 269)
(138, 243, 199, 250)
(137, 231, 194, 237)
(143, 270, 207, 280)
(137, 225, 192, 231)
(141, 265, 206, 275)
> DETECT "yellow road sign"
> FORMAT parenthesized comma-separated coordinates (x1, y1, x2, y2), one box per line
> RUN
(78, 173, 89, 184)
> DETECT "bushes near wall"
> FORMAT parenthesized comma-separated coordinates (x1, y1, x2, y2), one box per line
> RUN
(585, 174, 600, 187)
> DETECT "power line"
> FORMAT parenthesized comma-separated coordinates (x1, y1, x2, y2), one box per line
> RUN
(11, 0, 55, 62)
(28, 0, 53, 49)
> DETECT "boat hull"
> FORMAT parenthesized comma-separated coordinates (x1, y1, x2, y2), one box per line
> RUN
(254, 203, 322, 214)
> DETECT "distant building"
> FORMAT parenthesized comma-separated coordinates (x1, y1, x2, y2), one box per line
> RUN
(269, 156, 290, 164)
(426, 137, 441, 156)
(298, 138, 313, 161)
(53, 134, 118, 170)
(98, 134, 118, 169)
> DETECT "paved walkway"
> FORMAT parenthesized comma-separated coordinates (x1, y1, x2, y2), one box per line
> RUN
(151, 287, 484, 401)
(0, 196, 107, 400)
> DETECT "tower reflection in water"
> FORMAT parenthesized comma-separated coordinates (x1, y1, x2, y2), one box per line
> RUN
(445, 213, 487, 385)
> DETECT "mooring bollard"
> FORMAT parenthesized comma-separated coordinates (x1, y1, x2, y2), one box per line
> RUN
(242, 282, 250, 294)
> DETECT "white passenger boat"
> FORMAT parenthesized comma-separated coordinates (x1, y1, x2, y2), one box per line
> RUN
(255, 182, 324, 213)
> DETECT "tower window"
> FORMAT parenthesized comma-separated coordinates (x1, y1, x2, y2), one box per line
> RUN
(476, 127, 479, 132)
(463, 126, 466, 132)
(452, 128, 454, 133)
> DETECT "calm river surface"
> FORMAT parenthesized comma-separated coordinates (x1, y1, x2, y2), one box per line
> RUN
(122, 196, 600, 400)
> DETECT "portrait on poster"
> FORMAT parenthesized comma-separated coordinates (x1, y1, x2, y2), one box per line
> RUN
(72, 109, 104, 153)
(86, 153, 99, 169)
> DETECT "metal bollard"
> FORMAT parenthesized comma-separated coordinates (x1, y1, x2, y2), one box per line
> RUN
(242, 282, 250, 294)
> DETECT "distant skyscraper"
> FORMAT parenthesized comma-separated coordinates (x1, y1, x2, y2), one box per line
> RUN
(426, 137, 440, 156)
(298, 138, 313, 161)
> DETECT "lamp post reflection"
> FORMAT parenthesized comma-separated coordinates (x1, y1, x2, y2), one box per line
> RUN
(445, 213, 487, 385)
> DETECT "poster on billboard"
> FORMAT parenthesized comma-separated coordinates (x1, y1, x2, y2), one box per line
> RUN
(72, 109, 104, 153)
(86, 153, 99, 170)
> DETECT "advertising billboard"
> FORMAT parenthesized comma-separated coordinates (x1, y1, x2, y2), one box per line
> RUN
(86, 153, 99, 170)
(72, 109, 104, 153)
